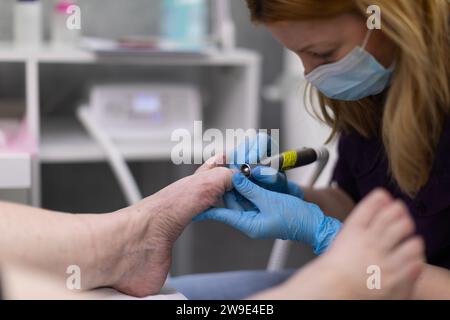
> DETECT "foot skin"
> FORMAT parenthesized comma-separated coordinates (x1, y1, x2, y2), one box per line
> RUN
(251, 189, 425, 300)
(109, 165, 233, 297)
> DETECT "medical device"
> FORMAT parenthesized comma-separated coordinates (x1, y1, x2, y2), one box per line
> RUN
(78, 106, 175, 280)
(89, 84, 202, 141)
(77, 106, 142, 205)
(241, 148, 329, 178)
(266, 148, 330, 272)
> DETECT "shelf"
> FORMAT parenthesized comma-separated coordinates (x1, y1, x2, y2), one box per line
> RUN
(4, 40, 261, 205)
(0, 153, 31, 189)
(40, 117, 188, 163)
(0, 43, 260, 66)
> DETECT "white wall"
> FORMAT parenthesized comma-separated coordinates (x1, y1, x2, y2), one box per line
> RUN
(280, 50, 338, 188)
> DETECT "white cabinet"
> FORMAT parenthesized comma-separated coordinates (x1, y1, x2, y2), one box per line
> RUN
(0, 44, 261, 207)
(0, 153, 31, 204)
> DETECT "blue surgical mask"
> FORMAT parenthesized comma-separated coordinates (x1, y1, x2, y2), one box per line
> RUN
(305, 31, 394, 101)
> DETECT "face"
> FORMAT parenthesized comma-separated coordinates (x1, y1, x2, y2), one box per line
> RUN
(266, 14, 397, 75)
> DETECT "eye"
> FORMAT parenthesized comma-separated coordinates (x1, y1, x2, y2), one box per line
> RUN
(308, 50, 335, 60)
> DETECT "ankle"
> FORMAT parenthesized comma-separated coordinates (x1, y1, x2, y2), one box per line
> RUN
(79, 212, 130, 289)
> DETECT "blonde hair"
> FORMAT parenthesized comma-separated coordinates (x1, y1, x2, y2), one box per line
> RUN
(246, 0, 450, 196)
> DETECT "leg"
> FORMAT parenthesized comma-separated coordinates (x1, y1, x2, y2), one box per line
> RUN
(169, 270, 295, 300)
(251, 189, 425, 300)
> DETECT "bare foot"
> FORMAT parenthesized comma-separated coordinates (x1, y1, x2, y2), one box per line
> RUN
(252, 189, 425, 300)
(111, 165, 233, 297)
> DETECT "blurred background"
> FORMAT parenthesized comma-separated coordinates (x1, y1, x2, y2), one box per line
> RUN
(0, 0, 335, 277)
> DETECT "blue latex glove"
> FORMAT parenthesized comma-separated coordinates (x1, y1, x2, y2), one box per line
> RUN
(226, 133, 304, 211)
(195, 173, 342, 255)
(228, 132, 272, 171)
(250, 166, 304, 199)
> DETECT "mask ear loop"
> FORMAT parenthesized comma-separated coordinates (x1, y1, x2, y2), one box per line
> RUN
(361, 29, 373, 50)
(362, 29, 397, 71)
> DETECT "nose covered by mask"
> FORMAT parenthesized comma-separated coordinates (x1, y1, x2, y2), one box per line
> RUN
(305, 30, 395, 101)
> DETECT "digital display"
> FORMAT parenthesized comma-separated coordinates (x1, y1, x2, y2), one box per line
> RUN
(132, 94, 161, 115)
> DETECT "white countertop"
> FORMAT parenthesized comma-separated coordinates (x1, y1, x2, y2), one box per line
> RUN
(0, 153, 31, 189)
(94, 286, 187, 300)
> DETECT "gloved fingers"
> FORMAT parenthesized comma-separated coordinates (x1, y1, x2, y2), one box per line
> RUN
(287, 181, 305, 199)
(193, 208, 258, 236)
(313, 216, 342, 255)
(232, 173, 272, 210)
(228, 135, 251, 170)
(252, 166, 304, 199)
(223, 191, 246, 211)
(251, 166, 286, 187)
(233, 190, 258, 211)
(248, 132, 271, 165)
(228, 132, 273, 170)
(193, 211, 207, 222)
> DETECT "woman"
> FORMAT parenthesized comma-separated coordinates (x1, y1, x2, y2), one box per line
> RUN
(185, 0, 450, 299)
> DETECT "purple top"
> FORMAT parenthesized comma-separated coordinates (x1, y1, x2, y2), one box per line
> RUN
(333, 116, 450, 269)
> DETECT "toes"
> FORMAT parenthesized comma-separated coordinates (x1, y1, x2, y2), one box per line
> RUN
(346, 189, 393, 228)
(370, 201, 410, 239)
(378, 206, 416, 251)
(211, 167, 234, 191)
(387, 237, 425, 293)
(403, 260, 425, 283)
(390, 237, 426, 271)
(197, 153, 227, 173)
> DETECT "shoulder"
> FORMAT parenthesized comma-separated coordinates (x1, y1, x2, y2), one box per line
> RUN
(413, 114, 450, 216)
(337, 130, 383, 161)
(433, 114, 450, 173)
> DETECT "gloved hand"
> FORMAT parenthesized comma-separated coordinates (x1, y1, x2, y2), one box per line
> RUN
(195, 173, 342, 255)
(228, 132, 272, 171)
(226, 133, 304, 210)
(250, 166, 304, 199)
